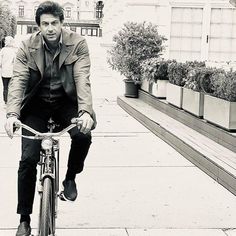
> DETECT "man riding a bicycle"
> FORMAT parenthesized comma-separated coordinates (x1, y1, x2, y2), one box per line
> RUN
(4, 1, 96, 235)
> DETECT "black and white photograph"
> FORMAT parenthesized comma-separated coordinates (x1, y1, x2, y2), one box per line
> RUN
(0, 0, 236, 235)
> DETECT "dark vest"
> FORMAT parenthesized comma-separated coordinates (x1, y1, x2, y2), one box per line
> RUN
(35, 43, 67, 104)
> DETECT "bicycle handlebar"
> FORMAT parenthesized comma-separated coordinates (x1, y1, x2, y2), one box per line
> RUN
(14, 119, 81, 140)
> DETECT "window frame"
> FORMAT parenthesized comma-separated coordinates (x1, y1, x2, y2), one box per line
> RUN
(18, 5, 24, 17)
(167, 2, 236, 62)
(65, 7, 72, 19)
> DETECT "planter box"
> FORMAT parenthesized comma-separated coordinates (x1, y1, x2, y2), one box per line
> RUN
(124, 80, 139, 98)
(204, 94, 236, 130)
(182, 88, 204, 117)
(140, 79, 150, 93)
(166, 83, 183, 108)
(150, 80, 168, 98)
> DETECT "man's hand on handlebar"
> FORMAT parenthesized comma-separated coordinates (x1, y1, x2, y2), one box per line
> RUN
(5, 116, 20, 139)
(72, 112, 94, 134)
(5, 112, 94, 138)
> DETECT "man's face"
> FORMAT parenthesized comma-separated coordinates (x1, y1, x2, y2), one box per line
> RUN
(39, 14, 63, 44)
(230, 0, 236, 7)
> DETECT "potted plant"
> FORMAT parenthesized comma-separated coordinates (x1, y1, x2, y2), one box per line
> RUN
(141, 58, 173, 98)
(182, 65, 209, 117)
(166, 60, 188, 108)
(202, 69, 236, 130)
(166, 60, 206, 108)
(107, 21, 167, 98)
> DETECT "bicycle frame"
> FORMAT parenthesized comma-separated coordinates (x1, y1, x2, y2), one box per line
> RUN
(14, 119, 79, 236)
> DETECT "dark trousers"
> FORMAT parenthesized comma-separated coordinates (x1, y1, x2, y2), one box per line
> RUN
(2, 77, 11, 103)
(17, 98, 92, 215)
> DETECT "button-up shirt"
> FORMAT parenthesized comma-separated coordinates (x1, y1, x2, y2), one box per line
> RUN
(36, 35, 66, 104)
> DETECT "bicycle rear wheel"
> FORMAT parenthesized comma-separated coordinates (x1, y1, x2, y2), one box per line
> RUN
(40, 177, 55, 236)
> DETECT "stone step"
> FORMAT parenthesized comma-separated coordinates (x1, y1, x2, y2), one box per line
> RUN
(117, 94, 236, 196)
(138, 90, 236, 153)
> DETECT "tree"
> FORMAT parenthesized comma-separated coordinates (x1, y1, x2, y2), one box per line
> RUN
(0, 2, 17, 46)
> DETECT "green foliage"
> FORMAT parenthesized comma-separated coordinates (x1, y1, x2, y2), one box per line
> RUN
(210, 70, 236, 102)
(184, 66, 215, 92)
(184, 68, 202, 92)
(168, 60, 206, 87)
(197, 67, 222, 94)
(107, 21, 167, 84)
(184, 60, 205, 68)
(167, 61, 188, 86)
(0, 3, 17, 42)
(141, 58, 174, 82)
(185, 65, 236, 101)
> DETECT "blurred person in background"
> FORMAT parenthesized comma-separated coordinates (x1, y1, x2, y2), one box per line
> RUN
(0, 36, 16, 105)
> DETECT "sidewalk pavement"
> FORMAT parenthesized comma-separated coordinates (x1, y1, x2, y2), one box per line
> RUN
(0, 38, 236, 236)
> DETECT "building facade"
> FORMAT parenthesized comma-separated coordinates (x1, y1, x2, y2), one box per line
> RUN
(1, 0, 103, 37)
(102, 0, 236, 62)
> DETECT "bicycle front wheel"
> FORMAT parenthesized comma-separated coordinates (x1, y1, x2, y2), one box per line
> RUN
(40, 177, 55, 236)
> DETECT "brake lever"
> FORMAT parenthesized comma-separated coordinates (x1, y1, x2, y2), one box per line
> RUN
(71, 118, 83, 130)
(71, 117, 82, 125)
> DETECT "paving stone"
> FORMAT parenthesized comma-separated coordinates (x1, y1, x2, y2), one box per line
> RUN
(127, 229, 226, 236)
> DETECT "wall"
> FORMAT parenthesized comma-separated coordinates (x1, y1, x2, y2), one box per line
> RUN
(101, 0, 235, 62)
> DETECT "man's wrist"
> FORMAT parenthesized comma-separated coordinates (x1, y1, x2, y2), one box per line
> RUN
(78, 110, 90, 117)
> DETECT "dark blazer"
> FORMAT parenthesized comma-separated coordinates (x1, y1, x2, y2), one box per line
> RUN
(7, 29, 95, 124)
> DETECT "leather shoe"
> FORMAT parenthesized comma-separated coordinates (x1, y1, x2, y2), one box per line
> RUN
(62, 180, 78, 201)
(16, 221, 31, 236)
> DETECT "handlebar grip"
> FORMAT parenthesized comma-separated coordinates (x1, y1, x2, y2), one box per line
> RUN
(13, 121, 21, 133)
(13, 121, 21, 128)
(71, 117, 78, 124)
(71, 117, 82, 125)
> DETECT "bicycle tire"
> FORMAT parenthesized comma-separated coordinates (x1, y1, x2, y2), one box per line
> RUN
(40, 177, 54, 236)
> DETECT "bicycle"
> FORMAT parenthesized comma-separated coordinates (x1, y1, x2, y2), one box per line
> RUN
(14, 118, 81, 236)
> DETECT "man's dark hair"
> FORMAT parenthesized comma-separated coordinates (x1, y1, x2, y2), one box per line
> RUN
(35, 1, 64, 26)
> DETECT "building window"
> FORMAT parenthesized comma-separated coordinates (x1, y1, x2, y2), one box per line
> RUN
(81, 28, 98, 37)
(169, 7, 203, 61)
(208, 8, 236, 61)
(27, 25, 38, 34)
(65, 7, 71, 18)
(19, 5, 24, 17)
(87, 28, 92, 36)
(96, 1, 104, 19)
(81, 28, 86, 36)
(92, 28, 98, 36)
